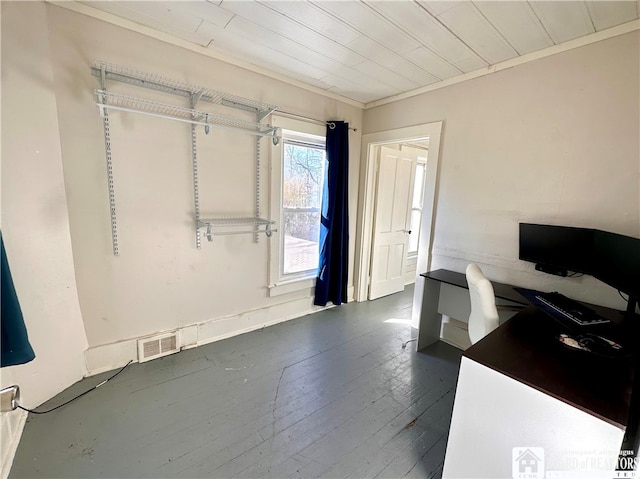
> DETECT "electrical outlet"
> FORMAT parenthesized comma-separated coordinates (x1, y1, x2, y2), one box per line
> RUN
(0, 385, 20, 412)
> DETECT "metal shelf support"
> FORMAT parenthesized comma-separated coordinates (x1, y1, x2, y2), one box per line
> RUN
(92, 62, 279, 253)
(190, 94, 202, 249)
(97, 64, 119, 256)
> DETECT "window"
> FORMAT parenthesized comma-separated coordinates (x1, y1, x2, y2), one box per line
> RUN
(408, 160, 427, 256)
(282, 138, 326, 276)
(269, 117, 326, 296)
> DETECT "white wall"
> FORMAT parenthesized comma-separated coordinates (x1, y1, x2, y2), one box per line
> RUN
(363, 31, 640, 310)
(0, 0, 88, 408)
(42, 4, 362, 366)
(1, 2, 89, 470)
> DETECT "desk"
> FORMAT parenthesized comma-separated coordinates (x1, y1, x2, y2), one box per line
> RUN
(419, 270, 637, 477)
(465, 305, 633, 428)
(443, 356, 630, 478)
(417, 269, 527, 350)
(417, 269, 628, 350)
(442, 306, 635, 478)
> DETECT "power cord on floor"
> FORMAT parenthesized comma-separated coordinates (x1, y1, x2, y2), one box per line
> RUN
(402, 338, 418, 349)
(17, 360, 133, 415)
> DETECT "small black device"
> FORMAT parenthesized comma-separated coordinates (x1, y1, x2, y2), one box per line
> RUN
(535, 263, 568, 277)
(557, 332, 624, 357)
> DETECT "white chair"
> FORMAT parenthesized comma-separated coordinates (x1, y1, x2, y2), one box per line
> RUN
(465, 263, 500, 345)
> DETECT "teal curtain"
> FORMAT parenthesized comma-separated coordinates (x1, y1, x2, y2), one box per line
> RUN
(1, 232, 35, 367)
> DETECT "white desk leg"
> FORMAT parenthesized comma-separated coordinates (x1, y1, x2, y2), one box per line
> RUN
(416, 277, 442, 350)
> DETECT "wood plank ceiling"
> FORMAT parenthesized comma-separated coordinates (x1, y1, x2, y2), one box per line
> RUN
(81, 1, 640, 105)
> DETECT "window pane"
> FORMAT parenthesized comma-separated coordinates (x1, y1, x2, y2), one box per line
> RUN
(412, 164, 425, 209)
(408, 209, 421, 254)
(282, 141, 326, 275)
(283, 211, 320, 274)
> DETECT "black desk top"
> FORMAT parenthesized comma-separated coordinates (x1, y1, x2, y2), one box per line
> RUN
(466, 306, 634, 429)
(421, 269, 528, 305)
(421, 268, 636, 430)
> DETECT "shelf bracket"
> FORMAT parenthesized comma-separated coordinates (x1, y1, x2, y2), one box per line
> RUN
(220, 98, 259, 114)
(257, 107, 277, 123)
(97, 64, 107, 118)
(190, 90, 204, 107)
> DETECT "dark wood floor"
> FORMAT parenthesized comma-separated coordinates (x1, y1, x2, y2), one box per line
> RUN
(10, 286, 462, 478)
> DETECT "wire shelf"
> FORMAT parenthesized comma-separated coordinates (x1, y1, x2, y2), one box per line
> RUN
(92, 62, 279, 252)
(197, 217, 276, 240)
(92, 61, 278, 115)
(95, 91, 278, 138)
(198, 217, 275, 227)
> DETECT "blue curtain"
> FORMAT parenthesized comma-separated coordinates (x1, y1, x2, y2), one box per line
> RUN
(314, 121, 349, 306)
(1, 232, 35, 367)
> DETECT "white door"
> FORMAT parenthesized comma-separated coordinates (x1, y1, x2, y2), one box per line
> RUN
(369, 146, 415, 300)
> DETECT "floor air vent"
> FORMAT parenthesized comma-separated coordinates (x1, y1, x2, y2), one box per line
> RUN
(137, 332, 180, 363)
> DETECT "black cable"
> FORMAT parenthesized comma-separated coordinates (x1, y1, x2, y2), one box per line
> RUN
(619, 290, 629, 302)
(17, 360, 132, 415)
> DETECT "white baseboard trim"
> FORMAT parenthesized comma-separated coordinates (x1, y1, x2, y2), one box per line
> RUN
(84, 294, 339, 376)
(1, 409, 27, 479)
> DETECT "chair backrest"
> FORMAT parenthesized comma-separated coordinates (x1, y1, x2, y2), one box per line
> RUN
(465, 263, 500, 345)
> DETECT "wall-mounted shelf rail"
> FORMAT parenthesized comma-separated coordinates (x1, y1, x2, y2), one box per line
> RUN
(92, 61, 279, 254)
(95, 91, 279, 140)
(91, 62, 278, 121)
(197, 217, 276, 241)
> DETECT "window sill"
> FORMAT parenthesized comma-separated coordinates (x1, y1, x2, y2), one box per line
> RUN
(268, 276, 316, 297)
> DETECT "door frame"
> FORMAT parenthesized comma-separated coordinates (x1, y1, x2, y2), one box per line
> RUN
(354, 122, 443, 326)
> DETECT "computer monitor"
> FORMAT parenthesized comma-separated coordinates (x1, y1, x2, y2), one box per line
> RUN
(519, 223, 640, 318)
(518, 223, 595, 276)
(593, 230, 640, 317)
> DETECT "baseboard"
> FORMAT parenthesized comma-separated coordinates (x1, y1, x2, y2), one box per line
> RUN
(84, 294, 332, 376)
(0, 409, 27, 479)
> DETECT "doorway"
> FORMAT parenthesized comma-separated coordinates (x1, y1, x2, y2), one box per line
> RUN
(368, 144, 428, 300)
(354, 122, 443, 328)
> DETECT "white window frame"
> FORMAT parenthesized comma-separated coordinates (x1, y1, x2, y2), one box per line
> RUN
(268, 116, 326, 297)
(407, 157, 428, 258)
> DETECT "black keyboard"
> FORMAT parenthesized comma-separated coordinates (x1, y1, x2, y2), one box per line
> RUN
(534, 292, 610, 326)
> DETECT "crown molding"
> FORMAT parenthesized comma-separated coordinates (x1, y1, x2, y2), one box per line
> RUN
(365, 19, 640, 110)
(46, 1, 365, 110)
(45, 2, 639, 113)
